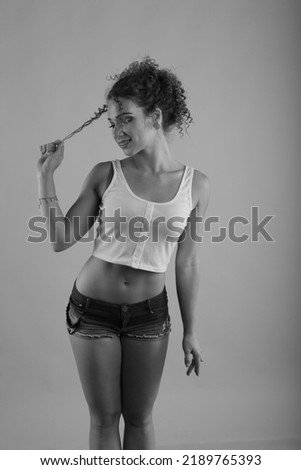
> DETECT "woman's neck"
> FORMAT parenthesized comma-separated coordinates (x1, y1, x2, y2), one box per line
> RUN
(131, 136, 178, 174)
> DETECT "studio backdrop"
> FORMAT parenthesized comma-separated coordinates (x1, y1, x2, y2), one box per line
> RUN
(0, 0, 300, 449)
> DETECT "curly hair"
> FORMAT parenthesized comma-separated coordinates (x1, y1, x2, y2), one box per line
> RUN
(107, 57, 193, 136)
(57, 57, 192, 145)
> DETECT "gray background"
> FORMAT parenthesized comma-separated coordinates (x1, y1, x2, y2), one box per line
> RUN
(1, 0, 300, 450)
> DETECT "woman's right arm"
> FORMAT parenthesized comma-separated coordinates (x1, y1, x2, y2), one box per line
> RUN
(37, 141, 107, 252)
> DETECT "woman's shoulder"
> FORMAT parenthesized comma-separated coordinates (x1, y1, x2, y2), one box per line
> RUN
(88, 160, 115, 198)
(91, 159, 114, 172)
(190, 167, 210, 210)
(191, 167, 209, 185)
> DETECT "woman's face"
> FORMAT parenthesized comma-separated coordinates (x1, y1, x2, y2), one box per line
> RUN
(107, 97, 157, 156)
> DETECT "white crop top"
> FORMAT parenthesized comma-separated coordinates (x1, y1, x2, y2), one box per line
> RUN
(92, 159, 194, 272)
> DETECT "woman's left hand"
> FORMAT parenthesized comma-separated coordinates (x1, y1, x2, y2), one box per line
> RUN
(182, 333, 203, 376)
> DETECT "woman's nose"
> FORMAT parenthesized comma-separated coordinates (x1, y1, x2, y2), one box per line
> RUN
(114, 123, 125, 139)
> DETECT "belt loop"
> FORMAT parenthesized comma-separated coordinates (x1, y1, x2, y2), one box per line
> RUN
(147, 299, 155, 314)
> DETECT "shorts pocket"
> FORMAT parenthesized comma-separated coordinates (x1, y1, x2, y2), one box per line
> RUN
(147, 303, 171, 332)
(147, 300, 168, 316)
(66, 296, 85, 334)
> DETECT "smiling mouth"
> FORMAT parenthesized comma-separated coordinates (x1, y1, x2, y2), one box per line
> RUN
(118, 139, 131, 148)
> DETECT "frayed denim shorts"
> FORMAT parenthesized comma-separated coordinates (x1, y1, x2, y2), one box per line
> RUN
(66, 281, 171, 340)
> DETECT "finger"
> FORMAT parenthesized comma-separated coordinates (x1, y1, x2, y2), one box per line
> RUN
(186, 359, 195, 376)
(53, 139, 62, 150)
(46, 142, 57, 153)
(194, 358, 200, 376)
(56, 140, 64, 150)
(186, 356, 204, 377)
(40, 144, 46, 154)
(193, 353, 204, 376)
(184, 351, 192, 368)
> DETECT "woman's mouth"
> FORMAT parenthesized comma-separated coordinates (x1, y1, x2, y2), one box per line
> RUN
(118, 138, 132, 149)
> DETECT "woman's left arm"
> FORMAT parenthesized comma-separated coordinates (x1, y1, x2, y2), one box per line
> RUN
(175, 170, 210, 376)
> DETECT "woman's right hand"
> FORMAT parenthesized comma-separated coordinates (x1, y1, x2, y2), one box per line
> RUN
(37, 140, 64, 177)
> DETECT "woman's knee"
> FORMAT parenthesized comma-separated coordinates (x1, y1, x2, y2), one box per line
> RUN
(123, 409, 153, 428)
(90, 409, 121, 428)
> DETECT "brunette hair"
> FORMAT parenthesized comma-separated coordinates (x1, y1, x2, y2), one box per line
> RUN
(58, 57, 192, 144)
(107, 56, 193, 135)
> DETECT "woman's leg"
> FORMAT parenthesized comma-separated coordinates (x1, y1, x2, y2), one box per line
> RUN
(121, 334, 169, 450)
(69, 334, 122, 450)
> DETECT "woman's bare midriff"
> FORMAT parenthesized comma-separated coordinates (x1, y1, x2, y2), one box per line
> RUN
(75, 256, 166, 303)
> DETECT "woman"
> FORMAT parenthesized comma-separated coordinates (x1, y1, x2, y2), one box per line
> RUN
(37, 57, 210, 450)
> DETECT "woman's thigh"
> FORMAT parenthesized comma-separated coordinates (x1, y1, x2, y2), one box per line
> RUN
(69, 334, 122, 418)
(121, 334, 169, 418)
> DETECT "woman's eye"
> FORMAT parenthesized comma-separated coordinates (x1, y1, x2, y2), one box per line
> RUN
(119, 117, 132, 125)
(108, 117, 132, 129)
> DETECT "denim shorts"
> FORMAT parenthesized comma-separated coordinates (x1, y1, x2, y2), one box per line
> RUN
(66, 281, 171, 340)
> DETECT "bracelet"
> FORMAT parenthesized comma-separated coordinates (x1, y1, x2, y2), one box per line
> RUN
(38, 195, 58, 209)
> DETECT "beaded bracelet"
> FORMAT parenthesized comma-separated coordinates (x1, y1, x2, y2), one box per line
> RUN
(38, 195, 58, 209)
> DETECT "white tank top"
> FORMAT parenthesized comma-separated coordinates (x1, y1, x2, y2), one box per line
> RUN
(92, 159, 194, 272)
